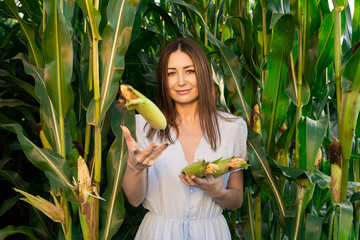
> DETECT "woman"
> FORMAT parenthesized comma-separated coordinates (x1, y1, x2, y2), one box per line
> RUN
(121, 38, 247, 240)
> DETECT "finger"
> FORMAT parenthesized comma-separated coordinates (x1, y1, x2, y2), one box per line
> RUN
(179, 174, 191, 186)
(146, 143, 169, 163)
(142, 142, 160, 157)
(191, 175, 203, 185)
(120, 126, 138, 150)
(181, 172, 198, 186)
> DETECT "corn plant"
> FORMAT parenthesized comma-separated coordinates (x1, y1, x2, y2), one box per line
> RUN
(0, 0, 139, 239)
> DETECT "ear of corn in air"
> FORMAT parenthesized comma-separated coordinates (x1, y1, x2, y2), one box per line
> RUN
(181, 157, 249, 178)
(119, 84, 167, 130)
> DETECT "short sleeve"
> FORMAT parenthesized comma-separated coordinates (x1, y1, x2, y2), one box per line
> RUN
(233, 117, 248, 160)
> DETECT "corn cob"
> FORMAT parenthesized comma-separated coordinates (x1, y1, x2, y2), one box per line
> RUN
(250, 104, 261, 134)
(119, 84, 167, 130)
(181, 157, 249, 178)
(74, 156, 104, 203)
(314, 148, 323, 169)
(329, 137, 342, 204)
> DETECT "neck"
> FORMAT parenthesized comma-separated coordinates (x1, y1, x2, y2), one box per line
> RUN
(175, 101, 199, 124)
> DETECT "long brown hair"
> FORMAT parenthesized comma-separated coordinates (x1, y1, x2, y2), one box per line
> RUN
(147, 38, 220, 150)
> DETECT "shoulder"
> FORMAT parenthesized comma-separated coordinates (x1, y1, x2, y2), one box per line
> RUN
(217, 111, 247, 130)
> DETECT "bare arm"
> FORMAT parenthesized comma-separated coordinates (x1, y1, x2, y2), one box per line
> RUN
(121, 126, 168, 207)
(180, 170, 244, 210)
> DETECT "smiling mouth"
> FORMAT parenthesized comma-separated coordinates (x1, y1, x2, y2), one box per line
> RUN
(176, 89, 191, 95)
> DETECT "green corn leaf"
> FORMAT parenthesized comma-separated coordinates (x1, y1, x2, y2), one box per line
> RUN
(261, 14, 294, 157)
(0, 170, 30, 190)
(305, 214, 323, 240)
(15, 54, 62, 154)
(269, 157, 307, 180)
(298, 116, 329, 173)
(316, 11, 334, 76)
(87, 0, 140, 125)
(0, 69, 38, 103)
(229, 16, 260, 108)
(100, 107, 135, 240)
(0, 194, 21, 217)
(339, 47, 360, 161)
(146, 3, 182, 38)
(352, 0, 360, 46)
(0, 123, 73, 191)
(247, 130, 286, 228)
(171, 0, 251, 125)
(62, 0, 76, 34)
(285, 66, 311, 107)
(75, 0, 101, 39)
(334, 200, 353, 240)
(332, 0, 347, 9)
(211, 60, 229, 112)
(43, 0, 74, 118)
(3, 0, 44, 68)
(239, 187, 256, 240)
(0, 225, 38, 240)
(17, 0, 42, 23)
(0, 98, 37, 110)
(287, 179, 315, 240)
(300, 0, 321, 90)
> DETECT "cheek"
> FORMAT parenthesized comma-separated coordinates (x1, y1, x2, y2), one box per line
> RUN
(167, 77, 177, 89)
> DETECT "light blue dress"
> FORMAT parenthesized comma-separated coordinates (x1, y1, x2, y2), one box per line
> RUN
(134, 112, 247, 240)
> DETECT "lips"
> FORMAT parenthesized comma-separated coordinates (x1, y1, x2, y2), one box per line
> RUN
(175, 89, 191, 95)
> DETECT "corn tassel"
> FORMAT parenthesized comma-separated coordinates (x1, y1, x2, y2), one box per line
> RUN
(181, 157, 249, 178)
(119, 84, 167, 130)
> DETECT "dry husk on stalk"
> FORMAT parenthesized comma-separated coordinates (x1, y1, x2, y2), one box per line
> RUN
(181, 157, 249, 178)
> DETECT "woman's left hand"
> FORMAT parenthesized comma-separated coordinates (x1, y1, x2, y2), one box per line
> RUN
(180, 172, 225, 198)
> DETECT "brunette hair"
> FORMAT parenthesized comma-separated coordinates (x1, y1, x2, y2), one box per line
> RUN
(147, 38, 220, 150)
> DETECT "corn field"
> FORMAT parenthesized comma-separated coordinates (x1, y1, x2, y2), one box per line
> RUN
(0, 0, 359, 239)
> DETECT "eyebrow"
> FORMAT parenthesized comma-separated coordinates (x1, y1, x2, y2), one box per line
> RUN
(167, 65, 194, 70)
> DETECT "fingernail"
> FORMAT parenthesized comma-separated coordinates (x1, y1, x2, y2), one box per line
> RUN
(182, 172, 186, 176)
(164, 143, 169, 147)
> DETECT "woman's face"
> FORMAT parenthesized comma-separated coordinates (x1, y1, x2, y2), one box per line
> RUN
(167, 50, 199, 106)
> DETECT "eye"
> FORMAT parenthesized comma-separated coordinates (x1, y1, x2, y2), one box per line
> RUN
(186, 69, 195, 74)
(167, 71, 176, 76)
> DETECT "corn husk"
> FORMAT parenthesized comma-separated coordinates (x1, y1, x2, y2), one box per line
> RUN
(14, 188, 65, 224)
(181, 157, 249, 178)
(119, 84, 167, 130)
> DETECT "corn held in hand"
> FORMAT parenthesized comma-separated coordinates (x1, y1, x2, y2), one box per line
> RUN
(181, 157, 249, 178)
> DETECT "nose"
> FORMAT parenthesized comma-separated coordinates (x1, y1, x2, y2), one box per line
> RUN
(177, 72, 186, 86)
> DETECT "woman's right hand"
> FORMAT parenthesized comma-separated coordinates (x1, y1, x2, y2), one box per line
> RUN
(121, 125, 169, 172)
